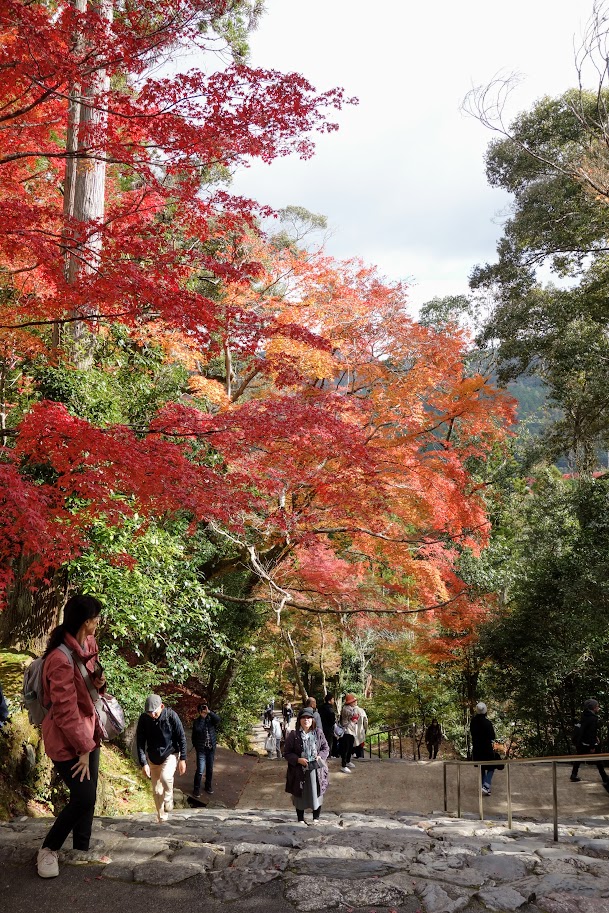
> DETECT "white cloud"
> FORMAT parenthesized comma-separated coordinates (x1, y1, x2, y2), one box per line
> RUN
(230, 0, 591, 294)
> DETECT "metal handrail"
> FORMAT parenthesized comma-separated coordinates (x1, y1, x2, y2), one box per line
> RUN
(366, 725, 411, 759)
(443, 751, 609, 841)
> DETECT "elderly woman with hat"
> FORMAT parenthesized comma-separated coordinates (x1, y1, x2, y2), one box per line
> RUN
(470, 701, 498, 796)
(339, 693, 361, 773)
(283, 707, 330, 825)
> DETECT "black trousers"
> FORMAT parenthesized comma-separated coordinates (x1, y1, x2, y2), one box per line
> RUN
(340, 734, 355, 767)
(572, 745, 608, 782)
(43, 746, 100, 851)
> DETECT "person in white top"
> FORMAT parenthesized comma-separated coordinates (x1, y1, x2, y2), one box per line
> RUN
(271, 715, 283, 758)
(339, 693, 362, 772)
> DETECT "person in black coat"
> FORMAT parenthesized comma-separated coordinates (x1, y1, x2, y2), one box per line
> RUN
(192, 702, 221, 796)
(0, 682, 9, 729)
(318, 694, 336, 755)
(470, 701, 498, 796)
(570, 698, 609, 790)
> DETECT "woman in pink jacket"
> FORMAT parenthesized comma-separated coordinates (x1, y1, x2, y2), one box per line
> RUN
(37, 595, 106, 879)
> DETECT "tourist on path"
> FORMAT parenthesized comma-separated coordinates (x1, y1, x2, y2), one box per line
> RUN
(470, 701, 498, 796)
(136, 694, 187, 823)
(570, 698, 609, 791)
(0, 680, 9, 729)
(37, 594, 107, 879)
(283, 701, 293, 726)
(304, 696, 323, 731)
(353, 699, 369, 759)
(425, 718, 443, 760)
(271, 713, 283, 759)
(283, 707, 329, 825)
(340, 693, 362, 773)
(319, 694, 337, 755)
(191, 701, 220, 796)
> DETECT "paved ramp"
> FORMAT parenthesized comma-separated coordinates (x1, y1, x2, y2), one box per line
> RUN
(238, 755, 609, 824)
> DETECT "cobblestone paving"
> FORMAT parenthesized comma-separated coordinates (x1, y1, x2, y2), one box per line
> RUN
(4, 807, 609, 911)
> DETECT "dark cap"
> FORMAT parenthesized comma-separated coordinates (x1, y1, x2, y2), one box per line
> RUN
(298, 708, 315, 719)
(145, 694, 162, 713)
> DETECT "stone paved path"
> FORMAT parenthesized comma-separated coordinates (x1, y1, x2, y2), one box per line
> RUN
(3, 806, 609, 911)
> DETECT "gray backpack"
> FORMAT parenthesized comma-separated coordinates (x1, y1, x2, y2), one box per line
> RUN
(22, 644, 73, 725)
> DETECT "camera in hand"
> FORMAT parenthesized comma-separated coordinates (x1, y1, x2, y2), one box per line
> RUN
(307, 759, 319, 771)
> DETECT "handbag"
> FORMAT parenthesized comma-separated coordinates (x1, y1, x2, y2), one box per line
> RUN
(73, 655, 126, 741)
(264, 732, 276, 752)
(98, 694, 126, 740)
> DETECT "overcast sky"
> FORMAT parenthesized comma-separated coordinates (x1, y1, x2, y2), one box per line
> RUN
(228, 0, 592, 310)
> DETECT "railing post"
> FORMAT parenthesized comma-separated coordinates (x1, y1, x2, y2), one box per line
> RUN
(552, 761, 558, 842)
(377, 733, 381, 759)
(457, 764, 461, 818)
(399, 731, 403, 759)
(478, 766, 484, 821)
(507, 761, 512, 830)
(443, 762, 447, 812)
(388, 731, 392, 759)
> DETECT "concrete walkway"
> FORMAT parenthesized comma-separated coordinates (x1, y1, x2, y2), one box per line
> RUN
(238, 755, 609, 823)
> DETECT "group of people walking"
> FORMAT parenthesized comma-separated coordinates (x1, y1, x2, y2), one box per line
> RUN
(13, 589, 609, 878)
(31, 594, 221, 880)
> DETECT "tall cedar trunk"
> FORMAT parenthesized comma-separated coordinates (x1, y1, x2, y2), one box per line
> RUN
(64, 0, 112, 361)
(55, 0, 86, 349)
(4, 1, 110, 647)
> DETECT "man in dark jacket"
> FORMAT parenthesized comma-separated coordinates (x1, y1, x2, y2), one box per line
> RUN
(318, 694, 336, 756)
(571, 698, 609, 791)
(192, 702, 220, 796)
(136, 694, 187, 823)
(303, 696, 323, 731)
(470, 701, 498, 796)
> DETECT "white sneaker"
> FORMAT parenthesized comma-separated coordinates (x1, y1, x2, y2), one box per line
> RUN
(340, 766, 352, 773)
(37, 847, 59, 878)
(348, 762, 356, 768)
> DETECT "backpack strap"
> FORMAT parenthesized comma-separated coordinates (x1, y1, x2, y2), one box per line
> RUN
(60, 643, 101, 706)
(57, 643, 74, 666)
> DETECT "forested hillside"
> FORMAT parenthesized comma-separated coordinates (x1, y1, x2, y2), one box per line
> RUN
(0, 0, 515, 765)
(3, 0, 609, 782)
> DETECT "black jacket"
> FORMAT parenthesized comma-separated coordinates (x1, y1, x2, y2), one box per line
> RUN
(578, 708, 601, 749)
(136, 707, 187, 766)
(192, 711, 220, 752)
(318, 702, 336, 742)
(470, 713, 496, 762)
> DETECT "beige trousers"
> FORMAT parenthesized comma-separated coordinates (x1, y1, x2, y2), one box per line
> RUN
(149, 754, 177, 821)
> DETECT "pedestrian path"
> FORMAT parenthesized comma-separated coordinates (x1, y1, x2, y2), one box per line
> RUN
(4, 805, 609, 911)
(238, 754, 609, 822)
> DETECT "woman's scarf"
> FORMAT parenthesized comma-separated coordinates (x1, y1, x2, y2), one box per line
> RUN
(300, 729, 317, 762)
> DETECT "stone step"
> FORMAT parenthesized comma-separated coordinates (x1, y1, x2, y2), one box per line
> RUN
(4, 806, 609, 911)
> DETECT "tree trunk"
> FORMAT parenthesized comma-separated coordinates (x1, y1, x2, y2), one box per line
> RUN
(63, 0, 113, 361)
(280, 627, 308, 702)
(318, 618, 328, 695)
(0, 554, 67, 651)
